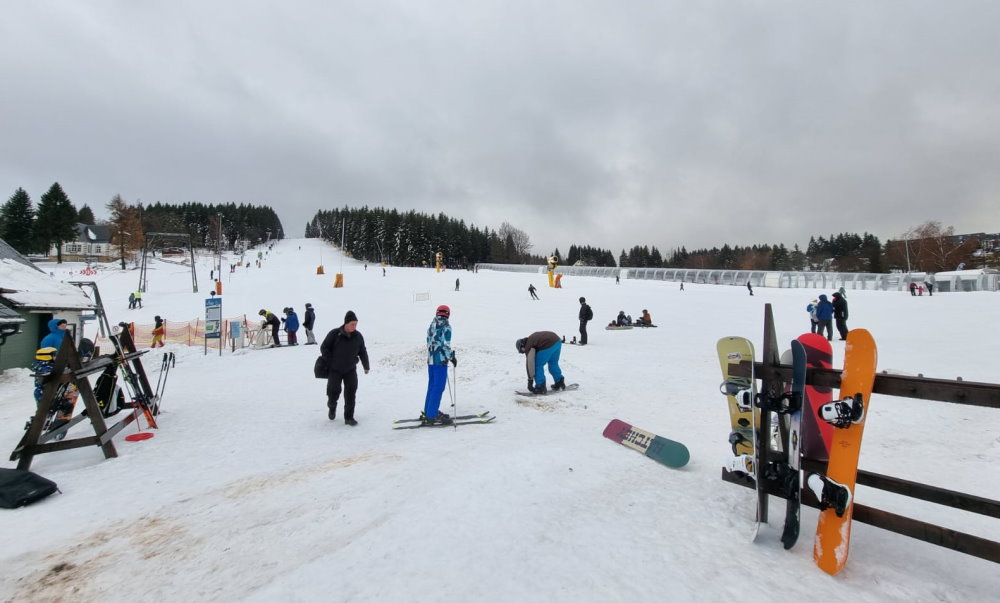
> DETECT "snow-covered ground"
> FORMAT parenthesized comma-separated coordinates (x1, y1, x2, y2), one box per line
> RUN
(1, 237, 998, 602)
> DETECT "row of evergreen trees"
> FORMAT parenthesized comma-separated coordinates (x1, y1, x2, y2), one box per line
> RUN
(0, 184, 284, 262)
(142, 202, 284, 249)
(307, 207, 545, 266)
(0, 184, 94, 262)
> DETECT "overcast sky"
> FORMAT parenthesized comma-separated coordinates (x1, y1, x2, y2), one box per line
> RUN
(3, 1, 999, 257)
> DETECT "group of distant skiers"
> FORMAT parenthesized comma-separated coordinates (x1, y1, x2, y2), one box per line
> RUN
(806, 290, 849, 341)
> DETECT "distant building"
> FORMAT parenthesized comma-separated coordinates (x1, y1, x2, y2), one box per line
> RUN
(953, 232, 999, 252)
(48, 223, 115, 262)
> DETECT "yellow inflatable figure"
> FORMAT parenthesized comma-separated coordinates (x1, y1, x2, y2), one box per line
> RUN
(547, 255, 559, 288)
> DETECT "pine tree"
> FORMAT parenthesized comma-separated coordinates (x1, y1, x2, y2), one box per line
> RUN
(0, 188, 36, 254)
(77, 204, 96, 225)
(34, 182, 79, 261)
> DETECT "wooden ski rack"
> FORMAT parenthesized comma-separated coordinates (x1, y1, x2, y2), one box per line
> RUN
(721, 303, 1000, 565)
(9, 328, 160, 471)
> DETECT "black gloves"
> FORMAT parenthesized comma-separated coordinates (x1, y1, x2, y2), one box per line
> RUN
(450, 354, 457, 367)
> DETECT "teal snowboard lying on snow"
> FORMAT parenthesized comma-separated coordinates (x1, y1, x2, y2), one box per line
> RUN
(602, 419, 690, 468)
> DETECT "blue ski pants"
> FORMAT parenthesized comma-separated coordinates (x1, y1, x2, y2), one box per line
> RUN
(534, 340, 564, 387)
(424, 364, 449, 418)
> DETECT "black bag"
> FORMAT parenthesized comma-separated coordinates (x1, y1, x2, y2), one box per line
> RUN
(313, 355, 328, 379)
(0, 468, 60, 509)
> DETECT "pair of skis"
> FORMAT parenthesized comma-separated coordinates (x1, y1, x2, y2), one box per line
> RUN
(719, 330, 877, 575)
(391, 410, 496, 430)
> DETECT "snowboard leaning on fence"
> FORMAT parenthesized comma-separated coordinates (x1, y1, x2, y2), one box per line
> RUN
(717, 337, 756, 458)
(799, 334, 834, 462)
(717, 336, 761, 540)
(602, 419, 690, 469)
(813, 328, 877, 575)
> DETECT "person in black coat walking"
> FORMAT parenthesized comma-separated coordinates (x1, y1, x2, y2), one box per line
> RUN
(832, 292, 849, 340)
(320, 310, 370, 425)
(578, 297, 593, 345)
(303, 303, 317, 345)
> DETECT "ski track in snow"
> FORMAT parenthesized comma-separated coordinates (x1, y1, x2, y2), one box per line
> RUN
(1, 237, 998, 602)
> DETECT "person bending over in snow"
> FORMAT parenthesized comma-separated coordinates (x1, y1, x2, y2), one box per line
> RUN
(516, 331, 566, 394)
(259, 309, 282, 347)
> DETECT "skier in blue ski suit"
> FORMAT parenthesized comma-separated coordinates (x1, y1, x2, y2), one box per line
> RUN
(423, 305, 456, 424)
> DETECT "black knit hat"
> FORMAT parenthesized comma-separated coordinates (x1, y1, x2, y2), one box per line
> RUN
(344, 310, 358, 324)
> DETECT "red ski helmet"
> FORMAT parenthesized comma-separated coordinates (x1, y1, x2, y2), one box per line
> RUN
(436, 304, 451, 317)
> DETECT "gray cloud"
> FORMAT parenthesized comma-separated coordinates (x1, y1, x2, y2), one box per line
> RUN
(2, 1, 998, 257)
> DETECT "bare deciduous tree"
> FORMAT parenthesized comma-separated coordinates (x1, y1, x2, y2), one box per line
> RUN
(498, 221, 533, 262)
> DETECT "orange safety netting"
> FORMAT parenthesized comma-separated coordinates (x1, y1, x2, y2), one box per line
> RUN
(93, 315, 255, 349)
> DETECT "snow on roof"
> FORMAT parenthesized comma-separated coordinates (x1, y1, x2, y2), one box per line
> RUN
(0, 258, 96, 310)
(0, 303, 25, 324)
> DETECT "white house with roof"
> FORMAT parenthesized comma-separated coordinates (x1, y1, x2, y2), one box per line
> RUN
(47, 223, 115, 263)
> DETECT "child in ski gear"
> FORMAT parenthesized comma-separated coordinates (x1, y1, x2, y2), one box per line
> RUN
(636, 309, 653, 326)
(423, 305, 456, 425)
(615, 311, 632, 327)
(283, 307, 300, 345)
(578, 297, 593, 345)
(832, 292, 849, 340)
(806, 299, 819, 333)
(815, 295, 834, 341)
(303, 303, 317, 344)
(528, 283, 539, 300)
(516, 331, 565, 394)
(320, 310, 370, 425)
(128, 292, 136, 309)
(259, 309, 281, 346)
(31, 345, 80, 438)
(40, 318, 68, 350)
(151, 316, 166, 348)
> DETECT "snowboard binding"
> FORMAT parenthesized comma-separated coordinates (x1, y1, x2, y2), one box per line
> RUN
(758, 392, 802, 414)
(720, 379, 753, 412)
(728, 430, 753, 456)
(807, 473, 852, 517)
(726, 453, 755, 478)
(818, 394, 865, 428)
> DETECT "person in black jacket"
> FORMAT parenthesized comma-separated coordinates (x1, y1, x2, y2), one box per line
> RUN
(578, 297, 593, 345)
(320, 310, 370, 425)
(259, 309, 282, 347)
(303, 303, 317, 345)
(832, 292, 849, 340)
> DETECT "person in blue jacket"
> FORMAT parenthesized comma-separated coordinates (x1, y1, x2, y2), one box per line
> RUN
(40, 318, 69, 350)
(422, 305, 456, 425)
(815, 294, 834, 341)
(283, 307, 300, 345)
